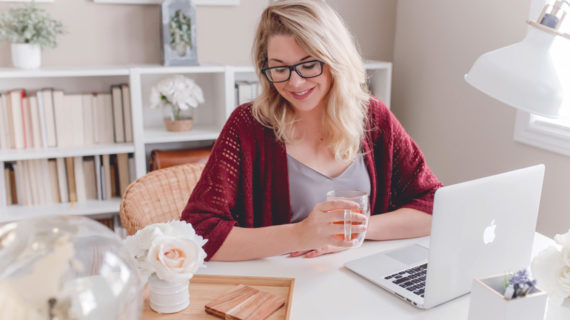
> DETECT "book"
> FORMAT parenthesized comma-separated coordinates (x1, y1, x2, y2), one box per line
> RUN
(8, 164, 17, 204)
(52, 90, 69, 147)
(128, 154, 136, 183)
(109, 154, 118, 197)
(74, 157, 87, 202)
(65, 157, 77, 203)
(36, 92, 49, 148)
(82, 94, 95, 145)
(40, 89, 58, 147)
(94, 155, 102, 201)
(12, 162, 25, 206)
(21, 96, 33, 149)
(83, 157, 98, 200)
(96, 93, 114, 144)
(56, 157, 69, 203)
(1, 93, 14, 149)
(111, 86, 125, 143)
(26, 160, 39, 205)
(102, 154, 112, 200)
(3, 166, 12, 205)
(29, 96, 43, 149)
(116, 153, 130, 197)
(65, 95, 84, 147)
(121, 84, 133, 142)
(8, 90, 25, 149)
(48, 159, 61, 203)
(35, 159, 50, 205)
(0, 94, 11, 150)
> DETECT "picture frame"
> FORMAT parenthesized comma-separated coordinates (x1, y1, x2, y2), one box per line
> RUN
(161, 0, 198, 66)
(93, 0, 239, 5)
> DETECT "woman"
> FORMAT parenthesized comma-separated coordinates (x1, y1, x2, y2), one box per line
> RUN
(181, 0, 442, 261)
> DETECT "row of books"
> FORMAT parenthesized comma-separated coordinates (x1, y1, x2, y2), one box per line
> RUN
(0, 85, 133, 150)
(3, 153, 134, 207)
(235, 80, 260, 105)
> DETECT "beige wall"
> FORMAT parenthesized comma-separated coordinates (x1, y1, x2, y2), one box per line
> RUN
(0, 0, 396, 67)
(392, 0, 570, 237)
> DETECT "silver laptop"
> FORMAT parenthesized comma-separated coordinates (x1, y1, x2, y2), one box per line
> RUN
(344, 164, 545, 309)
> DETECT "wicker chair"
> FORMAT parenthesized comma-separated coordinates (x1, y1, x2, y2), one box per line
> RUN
(120, 163, 205, 235)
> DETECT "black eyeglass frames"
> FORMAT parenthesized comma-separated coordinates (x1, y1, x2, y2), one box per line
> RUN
(261, 60, 325, 83)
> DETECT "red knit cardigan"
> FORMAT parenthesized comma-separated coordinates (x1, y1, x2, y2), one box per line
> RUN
(180, 97, 443, 260)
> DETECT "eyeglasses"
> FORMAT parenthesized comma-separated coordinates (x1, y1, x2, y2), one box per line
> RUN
(261, 60, 325, 83)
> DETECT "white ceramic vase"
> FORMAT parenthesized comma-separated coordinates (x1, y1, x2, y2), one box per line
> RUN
(148, 273, 190, 313)
(11, 43, 41, 69)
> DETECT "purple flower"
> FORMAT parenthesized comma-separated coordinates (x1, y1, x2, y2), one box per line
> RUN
(504, 269, 537, 299)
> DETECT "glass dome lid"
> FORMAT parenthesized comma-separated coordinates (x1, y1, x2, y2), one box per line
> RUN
(0, 215, 143, 320)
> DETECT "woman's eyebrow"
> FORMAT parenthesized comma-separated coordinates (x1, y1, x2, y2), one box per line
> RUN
(268, 55, 312, 64)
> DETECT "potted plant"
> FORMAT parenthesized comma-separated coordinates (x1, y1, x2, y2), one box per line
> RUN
(125, 220, 207, 313)
(149, 75, 205, 132)
(0, 2, 65, 69)
(468, 269, 548, 320)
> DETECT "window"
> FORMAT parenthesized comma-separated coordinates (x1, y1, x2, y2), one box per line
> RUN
(514, 112, 570, 156)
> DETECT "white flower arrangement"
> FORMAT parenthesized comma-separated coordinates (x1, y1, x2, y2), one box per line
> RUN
(125, 220, 207, 283)
(531, 228, 570, 304)
(149, 75, 204, 121)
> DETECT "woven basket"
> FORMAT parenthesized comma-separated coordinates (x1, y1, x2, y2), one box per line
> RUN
(120, 163, 205, 235)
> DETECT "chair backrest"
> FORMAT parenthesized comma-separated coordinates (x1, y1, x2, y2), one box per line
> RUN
(120, 163, 205, 235)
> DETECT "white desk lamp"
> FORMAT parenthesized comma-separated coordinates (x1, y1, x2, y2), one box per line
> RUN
(465, 0, 570, 118)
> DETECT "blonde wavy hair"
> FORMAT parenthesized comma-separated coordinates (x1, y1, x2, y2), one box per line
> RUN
(251, 0, 370, 162)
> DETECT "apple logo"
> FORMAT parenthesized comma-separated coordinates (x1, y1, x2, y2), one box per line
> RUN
(483, 219, 497, 245)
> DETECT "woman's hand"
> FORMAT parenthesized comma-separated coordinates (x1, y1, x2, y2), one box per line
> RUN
(294, 200, 367, 252)
(288, 245, 348, 258)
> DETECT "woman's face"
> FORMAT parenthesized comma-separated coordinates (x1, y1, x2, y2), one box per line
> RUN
(266, 34, 332, 115)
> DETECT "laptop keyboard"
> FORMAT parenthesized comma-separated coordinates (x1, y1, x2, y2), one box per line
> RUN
(384, 263, 427, 297)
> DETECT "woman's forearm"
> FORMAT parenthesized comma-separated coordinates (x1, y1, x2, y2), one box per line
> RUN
(210, 223, 303, 261)
(366, 208, 432, 240)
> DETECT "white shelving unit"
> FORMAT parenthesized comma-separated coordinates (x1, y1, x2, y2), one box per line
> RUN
(0, 60, 391, 223)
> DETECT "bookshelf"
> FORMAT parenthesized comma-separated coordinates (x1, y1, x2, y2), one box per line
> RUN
(0, 60, 391, 223)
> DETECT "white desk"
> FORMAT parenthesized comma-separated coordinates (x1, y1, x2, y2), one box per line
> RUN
(199, 233, 569, 320)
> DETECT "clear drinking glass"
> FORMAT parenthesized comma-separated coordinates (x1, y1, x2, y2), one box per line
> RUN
(326, 190, 370, 247)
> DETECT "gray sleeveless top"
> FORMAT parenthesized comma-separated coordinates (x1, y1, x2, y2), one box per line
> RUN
(287, 154, 371, 223)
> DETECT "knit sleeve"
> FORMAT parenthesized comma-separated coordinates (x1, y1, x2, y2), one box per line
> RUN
(180, 106, 246, 260)
(385, 106, 443, 214)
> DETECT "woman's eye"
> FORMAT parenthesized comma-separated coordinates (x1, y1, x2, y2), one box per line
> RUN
(273, 67, 288, 74)
(301, 63, 317, 70)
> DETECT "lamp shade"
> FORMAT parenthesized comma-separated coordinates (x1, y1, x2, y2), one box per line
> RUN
(465, 26, 569, 118)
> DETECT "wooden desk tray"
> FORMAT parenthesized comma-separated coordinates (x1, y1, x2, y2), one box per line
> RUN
(141, 274, 295, 320)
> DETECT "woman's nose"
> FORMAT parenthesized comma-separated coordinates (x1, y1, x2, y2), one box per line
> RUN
(287, 69, 305, 87)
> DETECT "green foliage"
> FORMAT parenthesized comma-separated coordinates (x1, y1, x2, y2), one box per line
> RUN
(0, 2, 65, 48)
(169, 9, 192, 56)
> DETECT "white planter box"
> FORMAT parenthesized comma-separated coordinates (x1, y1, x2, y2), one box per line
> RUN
(468, 274, 548, 320)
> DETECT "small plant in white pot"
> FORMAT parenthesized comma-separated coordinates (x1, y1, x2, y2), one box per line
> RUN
(0, 2, 65, 69)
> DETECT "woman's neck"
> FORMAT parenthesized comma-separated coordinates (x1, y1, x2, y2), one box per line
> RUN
(293, 103, 325, 141)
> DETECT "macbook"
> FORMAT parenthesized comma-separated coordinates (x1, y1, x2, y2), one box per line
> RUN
(344, 164, 545, 309)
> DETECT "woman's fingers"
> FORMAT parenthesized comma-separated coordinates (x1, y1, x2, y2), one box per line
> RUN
(304, 245, 349, 258)
(288, 250, 312, 257)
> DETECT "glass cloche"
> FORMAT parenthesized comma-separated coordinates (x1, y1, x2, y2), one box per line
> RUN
(0, 215, 144, 320)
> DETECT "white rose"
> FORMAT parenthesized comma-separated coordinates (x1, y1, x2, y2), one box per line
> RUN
(555, 229, 570, 247)
(531, 247, 570, 299)
(124, 220, 207, 282)
(147, 236, 205, 283)
(562, 246, 570, 267)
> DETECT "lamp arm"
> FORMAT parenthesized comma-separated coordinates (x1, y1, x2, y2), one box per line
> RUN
(529, 0, 570, 39)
